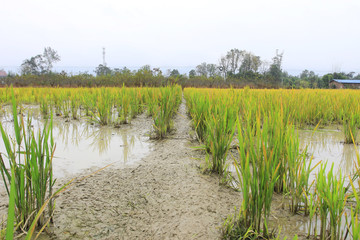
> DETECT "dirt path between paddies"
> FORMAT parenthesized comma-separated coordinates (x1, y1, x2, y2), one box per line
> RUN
(48, 98, 241, 240)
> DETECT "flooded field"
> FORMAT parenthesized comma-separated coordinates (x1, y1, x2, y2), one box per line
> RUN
(299, 127, 359, 178)
(1, 87, 360, 239)
(0, 105, 151, 178)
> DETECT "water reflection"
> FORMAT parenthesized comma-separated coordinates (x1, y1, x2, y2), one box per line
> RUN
(0, 105, 150, 178)
(299, 127, 359, 178)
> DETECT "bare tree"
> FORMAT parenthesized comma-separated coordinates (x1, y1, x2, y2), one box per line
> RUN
(226, 48, 244, 75)
(239, 51, 261, 75)
(206, 63, 220, 77)
(21, 47, 60, 75)
(42, 47, 61, 72)
(259, 60, 270, 75)
(219, 56, 230, 80)
(196, 62, 208, 77)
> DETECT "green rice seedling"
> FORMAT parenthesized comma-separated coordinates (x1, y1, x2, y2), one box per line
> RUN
(152, 86, 181, 139)
(90, 88, 114, 125)
(5, 167, 16, 240)
(316, 163, 348, 240)
(234, 115, 280, 236)
(0, 90, 56, 230)
(186, 92, 210, 143)
(82, 90, 97, 118)
(70, 94, 81, 120)
(129, 89, 144, 119)
(3, 164, 77, 239)
(40, 96, 50, 119)
(222, 210, 269, 240)
(145, 88, 158, 117)
(287, 142, 319, 214)
(52, 92, 62, 116)
(343, 113, 358, 144)
(117, 86, 130, 124)
(263, 105, 295, 194)
(348, 177, 360, 239)
(350, 209, 360, 240)
(205, 104, 236, 175)
(61, 99, 71, 118)
(305, 190, 318, 238)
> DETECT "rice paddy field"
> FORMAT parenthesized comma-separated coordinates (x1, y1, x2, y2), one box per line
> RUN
(1, 86, 360, 239)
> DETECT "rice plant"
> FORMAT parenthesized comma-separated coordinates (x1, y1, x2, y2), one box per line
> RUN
(234, 115, 280, 236)
(89, 87, 114, 125)
(70, 94, 81, 120)
(305, 190, 318, 238)
(186, 93, 210, 142)
(315, 163, 348, 240)
(0, 90, 55, 230)
(151, 85, 181, 139)
(117, 86, 131, 124)
(40, 96, 50, 119)
(205, 104, 236, 175)
(343, 113, 358, 144)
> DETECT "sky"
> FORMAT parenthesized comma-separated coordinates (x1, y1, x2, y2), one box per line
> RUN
(1, 0, 360, 75)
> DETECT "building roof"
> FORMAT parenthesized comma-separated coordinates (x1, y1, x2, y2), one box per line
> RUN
(332, 79, 360, 84)
(0, 70, 6, 77)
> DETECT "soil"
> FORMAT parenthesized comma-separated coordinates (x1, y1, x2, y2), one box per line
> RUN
(32, 98, 241, 240)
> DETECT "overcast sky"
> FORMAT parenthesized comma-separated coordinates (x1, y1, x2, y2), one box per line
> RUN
(1, 0, 359, 74)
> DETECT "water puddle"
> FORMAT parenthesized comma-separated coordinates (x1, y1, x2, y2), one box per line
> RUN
(299, 127, 359, 180)
(0, 105, 151, 179)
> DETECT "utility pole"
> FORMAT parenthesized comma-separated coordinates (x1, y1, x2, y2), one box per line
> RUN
(102, 47, 107, 66)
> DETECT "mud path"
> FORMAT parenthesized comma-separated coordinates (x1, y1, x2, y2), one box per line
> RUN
(50, 98, 241, 239)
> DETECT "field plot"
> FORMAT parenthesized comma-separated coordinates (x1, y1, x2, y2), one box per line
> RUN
(1, 87, 360, 239)
(184, 88, 360, 239)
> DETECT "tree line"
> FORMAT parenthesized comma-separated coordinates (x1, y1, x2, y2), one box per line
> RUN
(2, 47, 358, 88)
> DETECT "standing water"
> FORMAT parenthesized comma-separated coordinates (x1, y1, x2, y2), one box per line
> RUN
(0, 105, 151, 179)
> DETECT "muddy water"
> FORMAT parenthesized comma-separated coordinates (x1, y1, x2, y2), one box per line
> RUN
(0, 106, 151, 179)
(299, 127, 359, 180)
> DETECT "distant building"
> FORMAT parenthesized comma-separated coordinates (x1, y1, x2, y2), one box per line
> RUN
(329, 79, 360, 89)
(0, 70, 6, 78)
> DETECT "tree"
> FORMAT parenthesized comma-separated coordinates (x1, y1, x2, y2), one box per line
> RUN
(353, 73, 360, 79)
(320, 74, 333, 89)
(42, 47, 60, 72)
(333, 72, 348, 79)
(226, 48, 243, 75)
(268, 50, 283, 84)
(95, 64, 112, 76)
(219, 56, 230, 79)
(299, 69, 319, 88)
(196, 62, 208, 77)
(134, 65, 154, 83)
(20, 47, 60, 75)
(239, 51, 261, 76)
(170, 69, 180, 77)
(21, 55, 43, 75)
(153, 68, 163, 76)
(189, 69, 196, 78)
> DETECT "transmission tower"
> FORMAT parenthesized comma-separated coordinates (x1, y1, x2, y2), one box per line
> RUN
(102, 47, 107, 66)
